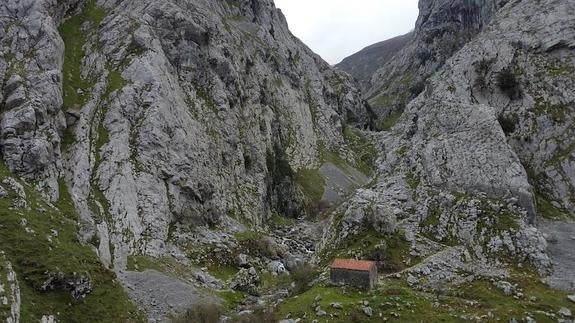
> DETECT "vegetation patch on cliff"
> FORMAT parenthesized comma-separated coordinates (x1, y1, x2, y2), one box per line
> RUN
(59, 0, 106, 111)
(343, 126, 377, 176)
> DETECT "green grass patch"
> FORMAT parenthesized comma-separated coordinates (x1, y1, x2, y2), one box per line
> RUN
(371, 94, 391, 107)
(545, 142, 575, 168)
(95, 122, 110, 157)
(321, 228, 412, 274)
(277, 267, 575, 322)
(533, 98, 568, 123)
(216, 290, 246, 312)
(260, 272, 292, 293)
(55, 179, 78, 221)
(59, 0, 107, 111)
(343, 126, 376, 176)
(376, 111, 403, 131)
(275, 281, 455, 322)
(234, 230, 264, 242)
(103, 70, 128, 100)
(405, 171, 420, 190)
(321, 149, 350, 172)
(455, 270, 575, 321)
(546, 62, 574, 77)
(208, 266, 239, 281)
(269, 212, 296, 228)
(535, 193, 570, 220)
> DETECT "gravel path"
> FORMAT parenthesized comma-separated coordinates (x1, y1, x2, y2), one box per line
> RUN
(539, 219, 575, 292)
(120, 270, 218, 322)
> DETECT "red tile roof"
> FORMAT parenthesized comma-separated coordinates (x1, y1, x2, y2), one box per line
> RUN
(330, 259, 376, 272)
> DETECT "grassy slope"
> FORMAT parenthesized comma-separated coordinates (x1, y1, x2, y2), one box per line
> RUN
(276, 271, 575, 322)
(59, 0, 105, 111)
(275, 280, 454, 322)
(0, 163, 144, 322)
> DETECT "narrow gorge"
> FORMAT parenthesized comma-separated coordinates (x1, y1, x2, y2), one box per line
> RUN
(0, 0, 574, 322)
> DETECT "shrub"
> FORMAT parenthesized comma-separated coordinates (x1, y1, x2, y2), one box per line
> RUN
(173, 302, 223, 323)
(474, 58, 495, 90)
(290, 264, 317, 295)
(369, 242, 388, 268)
(236, 231, 280, 259)
(498, 113, 518, 135)
(409, 80, 425, 99)
(497, 68, 521, 99)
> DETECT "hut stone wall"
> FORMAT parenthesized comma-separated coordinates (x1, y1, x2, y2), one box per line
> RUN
(330, 266, 377, 290)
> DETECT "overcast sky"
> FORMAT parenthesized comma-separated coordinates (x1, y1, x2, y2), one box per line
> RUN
(274, 0, 419, 65)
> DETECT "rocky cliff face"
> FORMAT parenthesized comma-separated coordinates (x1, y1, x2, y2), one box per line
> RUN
(61, 0, 373, 270)
(2, 0, 370, 270)
(359, 0, 503, 125)
(0, 0, 77, 199)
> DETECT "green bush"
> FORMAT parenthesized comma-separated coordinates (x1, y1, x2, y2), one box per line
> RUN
(474, 58, 496, 89)
(173, 303, 223, 323)
(497, 113, 518, 135)
(290, 263, 317, 295)
(497, 68, 521, 99)
(236, 231, 280, 259)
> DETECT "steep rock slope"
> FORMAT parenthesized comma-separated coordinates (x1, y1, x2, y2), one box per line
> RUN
(336, 32, 413, 91)
(1, 0, 370, 270)
(320, 0, 574, 292)
(0, 0, 373, 320)
(0, 0, 77, 199)
(364, 0, 503, 125)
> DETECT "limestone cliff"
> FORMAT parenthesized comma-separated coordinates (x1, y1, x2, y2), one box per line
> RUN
(321, 0, 574, 294)
(1, 0, 371, 270)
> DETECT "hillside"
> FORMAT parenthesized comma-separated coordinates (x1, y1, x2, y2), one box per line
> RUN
(336, 32, 413, 91)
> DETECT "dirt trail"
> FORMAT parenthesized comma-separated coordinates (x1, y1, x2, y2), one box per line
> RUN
(120, 270, 217, 322)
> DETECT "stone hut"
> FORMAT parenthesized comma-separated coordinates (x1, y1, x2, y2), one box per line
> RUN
(329, 259, 377, 290)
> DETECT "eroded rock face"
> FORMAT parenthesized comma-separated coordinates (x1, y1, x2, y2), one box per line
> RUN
(0, 0, 81, 199)
(0, 0, 368, 276)
(361, 0, 504, 121)
(340, 0, 575, 220)
(402, 0, 575, 218)
(35, 0, 368, 269)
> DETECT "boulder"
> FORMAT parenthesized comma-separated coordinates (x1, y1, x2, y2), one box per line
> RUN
(267, 260, 287, 275)
(362, 306, 373, 317)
